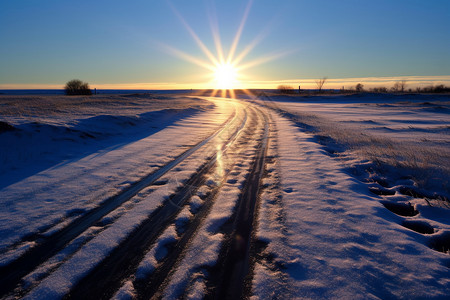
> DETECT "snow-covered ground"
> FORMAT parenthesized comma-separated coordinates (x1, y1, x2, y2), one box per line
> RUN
(0, 94, 225, 254)
(0, 94, 212, 188)
(0, 93, 449, 299)
(264, 94, 449, 144)
(258, 93, 450, 198)
(254, 108, 450, 299)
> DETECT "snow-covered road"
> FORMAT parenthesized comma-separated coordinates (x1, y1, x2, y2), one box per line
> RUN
(0, 94, 449, 299)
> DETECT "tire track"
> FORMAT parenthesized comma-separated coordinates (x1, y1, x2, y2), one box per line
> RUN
(62, 104, 252, 299)
(132, 106, 264, 300)
(206, 106, 269, 300)
(0, 102, 241, 298)
(0, 104, 237, 256)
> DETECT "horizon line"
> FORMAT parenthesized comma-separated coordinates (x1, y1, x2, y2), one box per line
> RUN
(1, 75, 450, 90)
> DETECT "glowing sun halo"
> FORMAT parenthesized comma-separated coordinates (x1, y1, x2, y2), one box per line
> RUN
(214, 63, 239, 90)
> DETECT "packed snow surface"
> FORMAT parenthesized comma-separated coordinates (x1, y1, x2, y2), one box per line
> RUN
(0, 93, 449, 299)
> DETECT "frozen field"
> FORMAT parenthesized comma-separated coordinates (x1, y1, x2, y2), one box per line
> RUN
(264, 94, 449, 144)
(258, 93, 450, 199)
(0, 94, 212, 188)
(0, 93, 449, 299)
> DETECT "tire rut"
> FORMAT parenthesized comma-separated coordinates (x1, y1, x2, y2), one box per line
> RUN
(205, 106, 269, 300)
(0, 105, 240, 298)
(63, 106, 252, 300)
(133, 106, 264, 300)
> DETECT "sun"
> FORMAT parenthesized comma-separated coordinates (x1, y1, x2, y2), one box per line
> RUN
(214, 63, 239, 90)
(163, 0, 288, 98)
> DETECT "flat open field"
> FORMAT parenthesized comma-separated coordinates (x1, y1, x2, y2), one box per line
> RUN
(0, 93, 449, 299)
(258, 93, 450, 198)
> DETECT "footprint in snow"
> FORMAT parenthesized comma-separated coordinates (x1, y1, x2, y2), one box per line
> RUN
(284, 187, 294, 193)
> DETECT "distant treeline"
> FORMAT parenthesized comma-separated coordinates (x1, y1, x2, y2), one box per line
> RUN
(345, 84, 450, 94)
(277, 83, 450, 94)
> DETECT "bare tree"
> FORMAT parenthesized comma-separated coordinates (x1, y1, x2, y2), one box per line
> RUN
(399, 80, 407, 92)
(315, 77, 327, 93)
(392, 80, 407, 93)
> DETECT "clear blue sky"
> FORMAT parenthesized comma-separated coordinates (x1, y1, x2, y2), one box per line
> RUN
(1, 0, 449, 89)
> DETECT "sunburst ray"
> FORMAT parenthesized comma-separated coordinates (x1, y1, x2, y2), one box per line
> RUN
(169, 1, 219, 66)
(227, 0, 253, 64)
(162, 0, 290, 98)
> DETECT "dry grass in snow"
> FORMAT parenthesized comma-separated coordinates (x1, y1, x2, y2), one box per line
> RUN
(260, 96, 450, 203)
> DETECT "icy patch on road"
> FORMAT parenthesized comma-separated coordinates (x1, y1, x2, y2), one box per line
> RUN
(161, 119, 262, 299)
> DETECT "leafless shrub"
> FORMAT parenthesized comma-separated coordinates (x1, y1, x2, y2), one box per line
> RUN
(65, 79, 92, 96)
(277, 85, 295, 94)
(355, 83, 364, 92)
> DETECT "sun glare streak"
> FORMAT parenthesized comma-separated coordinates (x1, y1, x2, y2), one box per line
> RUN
(231, 12, 279, 66)
(227, 0, 253, 64)
(211, 89, 219, 97)
(241, 88, 255, 98)
(169, 1, 219, 66)
(230, 89, 236, 99)
(158, 42, 216, 71)
(237, 49, 296, 71)
(207, 2, 225, 64)
(231, 33, 265, 67)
